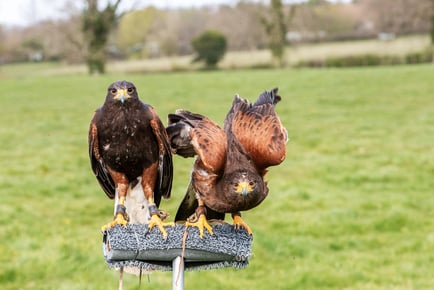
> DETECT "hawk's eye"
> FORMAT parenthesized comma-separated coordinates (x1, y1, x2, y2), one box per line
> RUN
(233, 183, 239, 188)
(249, 181, 255, 187)
(127, 87, 135, 94)
(110, 88, 117, 94)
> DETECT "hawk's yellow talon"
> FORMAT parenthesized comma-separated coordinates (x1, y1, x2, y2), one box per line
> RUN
(185, 214, 214, 238)
(232, 215, 252, 235)
(148, 214, 174, 239)
(101, 213, 128, 232)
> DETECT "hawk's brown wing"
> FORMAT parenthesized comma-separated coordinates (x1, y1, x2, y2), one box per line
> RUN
(229, 89, 287, 173)
(148, 106, 173, 200)
(168, 109, 227, 174)
(88, 111, 116, 199)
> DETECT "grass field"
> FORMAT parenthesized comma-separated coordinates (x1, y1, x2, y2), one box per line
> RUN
(0, 63, 434, 290)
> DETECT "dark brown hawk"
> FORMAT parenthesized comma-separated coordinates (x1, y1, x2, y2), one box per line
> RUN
(167, 88, 287, 237)
(88, 80, 173, 238)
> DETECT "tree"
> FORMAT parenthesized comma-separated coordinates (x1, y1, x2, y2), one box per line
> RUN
(360, 0, 432, 35)
(206, 4, 268, 51)
(116, 7, 164, 58)
(430, 0, 434, 62)
(22, 39, 44, 61)
(431, 0, 434, 44)
(0, 26, 5, 63)
(261, 0, 290, 67)
(191, 30, 227, 69)
(82, 0, 121, 74)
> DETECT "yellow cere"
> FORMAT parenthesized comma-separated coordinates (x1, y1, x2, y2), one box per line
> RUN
(235, 181, 252, 195)
(114, 89, 131, 101)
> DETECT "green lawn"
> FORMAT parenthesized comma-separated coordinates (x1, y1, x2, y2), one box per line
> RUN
(0, 64, 433, 289)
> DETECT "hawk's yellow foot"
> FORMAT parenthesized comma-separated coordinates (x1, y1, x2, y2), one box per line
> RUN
(101, 213, 128, 232)
(148, 214, 174, 239)
(186, 214, 214, 238)
(232, 214, 252, 235)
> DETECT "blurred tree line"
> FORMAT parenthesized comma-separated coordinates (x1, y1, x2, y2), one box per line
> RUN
(0, 0, 433, 71)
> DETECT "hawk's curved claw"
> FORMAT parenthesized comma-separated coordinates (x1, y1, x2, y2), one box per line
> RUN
(232, 214, 252, 235)
(148, 214, 174, 239)
(186, 214, 214, 238)
(101, 213, 128, 232)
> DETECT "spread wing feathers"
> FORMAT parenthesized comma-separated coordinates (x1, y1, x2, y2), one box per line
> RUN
(88, 116, 116, 199)
(167, 109, 227, 174)
(149, 107, 173, 200)
(229, 88, 288, 173)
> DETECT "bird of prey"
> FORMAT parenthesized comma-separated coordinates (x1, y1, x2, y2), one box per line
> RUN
(89, 80, 173, 238)
(167, 88, 287, 237)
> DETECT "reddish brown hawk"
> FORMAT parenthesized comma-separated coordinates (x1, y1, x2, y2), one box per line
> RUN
(167, 88, 287, 237)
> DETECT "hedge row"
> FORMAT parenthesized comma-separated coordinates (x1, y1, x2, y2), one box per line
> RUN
(295, 49, 433, 68)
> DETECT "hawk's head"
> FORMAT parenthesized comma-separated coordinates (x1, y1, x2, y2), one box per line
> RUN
(106, 80, 138, 104)
(226, 170, 263, 198)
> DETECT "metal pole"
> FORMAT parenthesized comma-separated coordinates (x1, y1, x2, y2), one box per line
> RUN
(118, 267, 123, 290)
(172, 256, 184, 290)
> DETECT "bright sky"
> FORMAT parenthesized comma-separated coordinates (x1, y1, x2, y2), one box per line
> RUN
(0, 0, 245, 27)
(0, 0, 350, 27)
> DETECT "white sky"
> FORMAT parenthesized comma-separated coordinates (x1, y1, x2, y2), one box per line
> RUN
(0, 0, 350, 27)
(0, 0, 246, 27)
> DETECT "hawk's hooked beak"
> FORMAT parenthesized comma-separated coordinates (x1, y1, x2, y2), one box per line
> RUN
(235, 181, 253, 197)
(114, 89, 131, 104)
